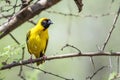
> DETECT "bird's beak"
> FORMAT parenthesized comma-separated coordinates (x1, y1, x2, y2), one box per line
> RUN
(48, 19, 53, 25)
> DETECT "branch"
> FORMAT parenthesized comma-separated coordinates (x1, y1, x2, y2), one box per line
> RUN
(18, 47, 25, 80)
(101, 6, 120, 51)
(9, 33, 20, 45)
(74, 0, 83, 12)
(61, 44, 81, 53)
(45, 10, 115, 18)
(0, 0, 61, 39)
(1, 52, 120, 70)
(28, 19, 36, 25)
(86, 66, 108, 80)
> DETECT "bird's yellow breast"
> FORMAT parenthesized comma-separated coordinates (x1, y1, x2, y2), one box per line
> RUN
(27, 28, 48, 58)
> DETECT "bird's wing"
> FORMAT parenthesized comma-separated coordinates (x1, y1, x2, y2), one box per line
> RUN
(26, 30, 31, 42)
(39, 38, 48, 58)
(44, 39, 48, 53)
(26, 30, 31, 54)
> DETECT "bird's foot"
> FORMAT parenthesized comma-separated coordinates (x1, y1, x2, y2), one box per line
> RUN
(28, 55, 33, 65)
(40, 55, 47, 64)
(42, 55, 47, 61)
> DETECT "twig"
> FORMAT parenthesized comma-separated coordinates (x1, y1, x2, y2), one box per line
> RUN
(2, 52, 120, 70)
(1, 3, 21, 13)
(25, 65, 74, 80)
(101, 6, 120, 51)
(28, 19, 36, 25)
(12, 0, 18, 15)
(86, 66, 108, 80)
(8, 29, 25, 79)
(109, 56, 112, 73)
(9, 31, 26, 79)
(0, 10, 115, 19)
(74, 0, 83, 12)
(45, 10, 115, 18)
(9, 33, 20, 45)
(8, 32, 26, 80)
(90, 57, 95, 69)
(0, 14, 12, 19)
(61, 44, 81, 53)
(18, 47, 25, 80)
(117, 56, 119, 73)
(21, 47, 25, 60)
(18, 75, 26, 80)
(0, 14, 36, 26)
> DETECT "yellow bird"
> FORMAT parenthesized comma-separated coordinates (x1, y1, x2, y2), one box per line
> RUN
(26, 18, 53, 66)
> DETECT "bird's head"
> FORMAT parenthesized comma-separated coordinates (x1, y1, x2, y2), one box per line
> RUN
(39, 18, 53, 30)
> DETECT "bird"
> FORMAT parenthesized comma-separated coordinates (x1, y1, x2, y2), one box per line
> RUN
(26, 18, 53, 66)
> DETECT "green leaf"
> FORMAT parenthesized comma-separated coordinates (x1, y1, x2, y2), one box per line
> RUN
(108, 72, 117, 80)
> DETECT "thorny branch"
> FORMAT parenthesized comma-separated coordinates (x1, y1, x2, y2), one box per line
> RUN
(2, 52, 120, 70)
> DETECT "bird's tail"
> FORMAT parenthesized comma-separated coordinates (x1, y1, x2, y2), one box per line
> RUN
(36, 53, 46, 66)
(36, 62, 41, 66)
(36, 60, 45, 66)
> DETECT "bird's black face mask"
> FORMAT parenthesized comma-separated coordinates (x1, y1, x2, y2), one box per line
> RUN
(41, 19, 53, 30)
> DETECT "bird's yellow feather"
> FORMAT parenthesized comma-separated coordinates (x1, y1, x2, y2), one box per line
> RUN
(26, 18, 52, 65)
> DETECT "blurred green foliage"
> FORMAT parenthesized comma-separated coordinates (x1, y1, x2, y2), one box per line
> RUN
(0, 0, 120, 80)
(108, 72, 117, 80)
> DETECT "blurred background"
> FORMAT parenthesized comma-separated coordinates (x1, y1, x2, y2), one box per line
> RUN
(0, 0, 120, 80)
